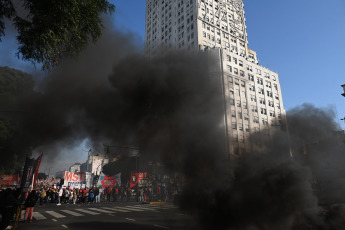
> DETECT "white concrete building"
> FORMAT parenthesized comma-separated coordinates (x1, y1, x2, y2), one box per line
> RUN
(145, 0, 286, 156)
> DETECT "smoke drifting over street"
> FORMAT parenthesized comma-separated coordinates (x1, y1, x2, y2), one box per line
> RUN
(180, 104, 345, 230)
(4, 18, 345, 229)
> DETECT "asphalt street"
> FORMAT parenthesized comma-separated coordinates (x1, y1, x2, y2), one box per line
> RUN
(15, 201, 199, 230)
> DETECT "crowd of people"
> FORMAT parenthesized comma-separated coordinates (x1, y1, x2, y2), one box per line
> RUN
(0, 184, 175, 229)
(36, 186, 165, 205)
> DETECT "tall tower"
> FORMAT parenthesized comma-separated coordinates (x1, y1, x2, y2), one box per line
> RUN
(145, 0, 286, 156)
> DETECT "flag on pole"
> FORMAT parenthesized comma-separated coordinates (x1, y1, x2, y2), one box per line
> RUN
(32, 154, 43, 189)
(19, 154, 43, 201)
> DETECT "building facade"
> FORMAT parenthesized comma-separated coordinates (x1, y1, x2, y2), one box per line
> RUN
(80, 154, 109, 175)
(68, 163, 81, 173)
(145, 0, 286, 156)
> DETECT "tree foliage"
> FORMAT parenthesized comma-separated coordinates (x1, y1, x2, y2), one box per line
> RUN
(0, 66, 35, 105)
(0, 0, 115, 70)
(0, 66, 35, 174)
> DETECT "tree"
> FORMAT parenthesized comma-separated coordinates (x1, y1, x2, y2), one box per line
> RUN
(0, 0, 115, 70)
(0, 66, 35, 174)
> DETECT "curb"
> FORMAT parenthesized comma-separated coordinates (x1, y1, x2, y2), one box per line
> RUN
(149, 201, 166, 205)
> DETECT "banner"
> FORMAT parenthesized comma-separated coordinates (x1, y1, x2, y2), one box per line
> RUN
(130, 172, 148, 188)
(0, 175, 20, 186)
(97, 172, 121, 188)
(20, 155, 40, 200)
(63, 171, 84, 188)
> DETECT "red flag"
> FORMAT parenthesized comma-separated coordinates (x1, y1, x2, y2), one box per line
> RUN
(32, 154, 43, 189)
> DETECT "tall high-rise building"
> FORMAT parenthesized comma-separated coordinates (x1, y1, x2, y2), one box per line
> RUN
(145, 0, 286, 156)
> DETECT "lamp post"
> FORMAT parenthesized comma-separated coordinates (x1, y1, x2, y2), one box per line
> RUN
(341, 84, 345, 97)
(341, 85, 345, 123)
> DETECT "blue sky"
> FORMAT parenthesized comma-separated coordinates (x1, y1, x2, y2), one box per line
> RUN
(1, 0, 345, 129)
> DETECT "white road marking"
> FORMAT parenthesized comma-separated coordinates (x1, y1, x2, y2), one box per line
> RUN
(87, 208, 115, 214)
(52, 219, 57, 222)
(119, 207, 144, 211)
(45, 211, 66, 218)
(33, 212, 47, 220)
(74, 209, 100, 215)
(130, 206, 160, 212)
(103, 207, 130, 213)
(153, 225, 170, 229)
(125, 218, 136, 222)
(60, 210, 84, 217)
(61, 224, 68, 228)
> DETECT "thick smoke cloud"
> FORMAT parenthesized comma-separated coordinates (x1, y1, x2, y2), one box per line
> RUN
(178, 104, 345, 230)
(7, 17, 345, 229)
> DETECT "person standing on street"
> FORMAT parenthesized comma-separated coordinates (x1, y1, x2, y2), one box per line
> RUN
(111, 187, 116, 202)
(0, 188, 20, 229)
(72, 189, 77, 204)
(64, 188, 70, 204)
(95, 187, 100, 203)
(127, 187, 131, 202)
(88, 188, 94, 203)
(24, 190, 39, 222)
(57, 188, 63, 205)
(39, 188, 46, 206)
(139, 188, 144, 203)
(106, 187, 111, 202)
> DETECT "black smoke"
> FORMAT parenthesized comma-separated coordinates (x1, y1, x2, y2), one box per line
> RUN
(3, 17, 345, 230)
(178, 104, 345, 230)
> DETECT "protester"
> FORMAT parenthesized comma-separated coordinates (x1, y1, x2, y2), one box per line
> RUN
(127, 188, 131, 202)
(39, 188, 46, 206)
(120, 187, 125, 202)
(82, 188, 88, 203)
(72, 189, 77, 204)
(24, 190, 39, 222)
(89, 188, 95, 203)
(106, 187, 111, 202)
(95, 187, 100, 203)
(0, 188, 20, 229)
(57, 188, 63, 205)
(139, 188, 144, 203)
(64, 188, 70, 203)
(50, 188, 55, 203)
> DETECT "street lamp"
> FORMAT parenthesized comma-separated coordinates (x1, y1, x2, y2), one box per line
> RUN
(341, 84, 345, 97)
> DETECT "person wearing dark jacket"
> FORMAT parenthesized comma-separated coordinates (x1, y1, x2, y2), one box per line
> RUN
(0, 188, 20, 230)
(24, 190, 39, 222)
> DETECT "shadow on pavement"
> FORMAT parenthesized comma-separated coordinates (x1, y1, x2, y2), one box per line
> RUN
(67, 221, 163, 230)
